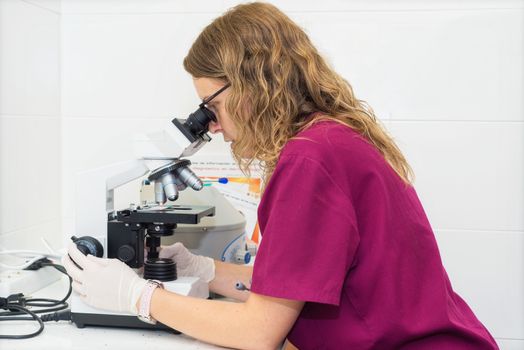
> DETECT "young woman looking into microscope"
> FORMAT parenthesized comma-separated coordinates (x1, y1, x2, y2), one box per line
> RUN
(62, 3, 498, 349)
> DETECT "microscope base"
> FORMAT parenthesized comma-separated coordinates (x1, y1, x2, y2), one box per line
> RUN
(70, 276, 208, 332)
(71, 312, 178, 332)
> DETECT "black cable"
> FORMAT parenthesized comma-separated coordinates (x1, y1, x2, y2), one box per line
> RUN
(25, 263, 72, 308)
(0, 309, 72, 323)
(0, 304, 69, 318)
(0, 303, 44, 339)
(0, 262, 72, 317)
(0, 259, 73, 339)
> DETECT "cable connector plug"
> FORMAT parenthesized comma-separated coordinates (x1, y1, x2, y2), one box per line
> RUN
(7, 293, 26, 305)
(40, 309, 72, 322)
(23, 257, 53, 271)
(0, 293, 27, 311)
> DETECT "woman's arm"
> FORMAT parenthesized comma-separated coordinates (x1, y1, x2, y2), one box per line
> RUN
(158, 243, 252, 301)
(64, 242, 299, 349)
(209, 260, 253, 301)
(159, 242, 253, 301)
(150, 288, 304, 350)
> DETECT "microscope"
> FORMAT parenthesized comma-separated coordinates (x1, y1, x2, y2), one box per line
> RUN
(69, 98, 248, 331)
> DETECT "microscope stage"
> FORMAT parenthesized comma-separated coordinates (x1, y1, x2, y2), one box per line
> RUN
(114, 204, 215, 225)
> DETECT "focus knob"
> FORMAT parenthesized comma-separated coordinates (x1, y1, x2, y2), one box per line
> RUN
(117, 245, 136, 263)
(71, 235, 104, 257)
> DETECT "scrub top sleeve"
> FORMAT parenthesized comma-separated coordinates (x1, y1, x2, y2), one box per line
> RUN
(251, 155, 360, 306)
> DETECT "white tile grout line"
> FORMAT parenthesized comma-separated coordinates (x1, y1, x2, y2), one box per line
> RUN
(0, 115, 61, 120)
(32, 115, 524, 123)
(0, 218, 62, 237)
(435, 228, 524, 234)
(59, 6, 524, 16)
(2, 114, 523, 123)
(494, 337, 524, 341)
(19, 0, 61, 15)
(389, 119, 524, 124)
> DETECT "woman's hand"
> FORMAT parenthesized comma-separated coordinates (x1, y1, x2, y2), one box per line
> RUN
(158, 242, 215, 283)
(61, 242, 147, 315)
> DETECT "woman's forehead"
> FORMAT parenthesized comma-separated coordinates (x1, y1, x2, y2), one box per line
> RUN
(193, 77, 226, 100)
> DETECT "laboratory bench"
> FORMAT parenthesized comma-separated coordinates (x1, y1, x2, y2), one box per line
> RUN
(1, 275, 225, 350)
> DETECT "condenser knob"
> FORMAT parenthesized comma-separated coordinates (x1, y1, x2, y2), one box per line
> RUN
(234, 250, 251, 264)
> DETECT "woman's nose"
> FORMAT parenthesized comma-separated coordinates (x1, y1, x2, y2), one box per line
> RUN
(208, 120, 221, 134)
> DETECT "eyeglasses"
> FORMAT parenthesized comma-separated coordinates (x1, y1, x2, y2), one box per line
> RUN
(198, 83, 231, 122)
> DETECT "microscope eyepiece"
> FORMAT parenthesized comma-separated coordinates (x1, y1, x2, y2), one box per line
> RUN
(172, 82, 230, 140)
(185, 107, 216, 136)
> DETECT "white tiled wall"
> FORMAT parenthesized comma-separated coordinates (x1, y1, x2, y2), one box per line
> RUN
(2, 0, 523, 347)
(387, 121, 524, 232)
(434, 229, 524, 340)
(0, 0, 62, 250)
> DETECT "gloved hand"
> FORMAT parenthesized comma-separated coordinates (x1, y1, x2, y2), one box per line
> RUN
(159, 242, 215, 283)
(61, 242, 147, 315)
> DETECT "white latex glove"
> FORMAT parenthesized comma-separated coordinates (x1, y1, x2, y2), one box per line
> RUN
(61, 242, 147, 315)
(159, 242, 215, 283)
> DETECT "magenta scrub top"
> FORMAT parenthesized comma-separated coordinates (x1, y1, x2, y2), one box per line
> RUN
(250, 121, 498, 349)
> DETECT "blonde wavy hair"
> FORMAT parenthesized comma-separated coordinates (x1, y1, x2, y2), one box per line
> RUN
(184, 2, 413, 185)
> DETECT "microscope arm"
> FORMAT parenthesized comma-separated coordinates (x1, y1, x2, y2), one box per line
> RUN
(74, 112, 212, 256)
(75, 159, 161, 251)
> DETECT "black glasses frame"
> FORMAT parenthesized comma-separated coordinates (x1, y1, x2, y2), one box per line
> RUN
(198, 83, 231, 121)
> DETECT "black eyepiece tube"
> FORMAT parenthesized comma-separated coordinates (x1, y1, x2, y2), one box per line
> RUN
(185, 107, 216, 135)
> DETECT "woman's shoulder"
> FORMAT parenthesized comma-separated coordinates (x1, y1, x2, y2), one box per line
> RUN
(278, 118, 391, 187)
(282, 119, 375, 161)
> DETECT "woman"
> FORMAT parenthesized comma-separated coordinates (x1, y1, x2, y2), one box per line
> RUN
(63, 3, 498, 349)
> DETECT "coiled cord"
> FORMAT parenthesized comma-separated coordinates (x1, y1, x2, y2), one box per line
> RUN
(0, 259, 72, 339)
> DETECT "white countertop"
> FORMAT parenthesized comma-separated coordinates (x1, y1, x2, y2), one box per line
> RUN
(1, 276, 226, 350)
